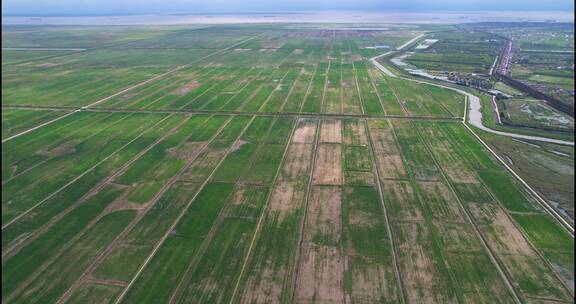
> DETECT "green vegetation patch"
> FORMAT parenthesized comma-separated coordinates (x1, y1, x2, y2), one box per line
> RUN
(2, 185, 123, 297)
(66, 283, 123, 304)
(344, 145, 373, 171)
(476, 171, 537, 212)
(512, 214, 575, 276)
(93, 243, 153, 282)
(9, 210, 136, 304)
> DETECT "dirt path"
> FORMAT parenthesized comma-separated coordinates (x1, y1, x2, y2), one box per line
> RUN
(84, 277, 127, 288)
(2, 111, 117, 187)
(278, 68, 305, 112)
(320, 60, 332, 113)
(490, 96, 502, 124)
(2, 104, 462, 121)
(362, 123, 407, 302)
(284, 79, 321, 303)
(221, 68, 265, 110)
(1, 110, 79, 143)
(167, 116, 280, 304)
(365, 63, 390, 116)
(288, 119, 321, 304)
(383, 78, 410, 116)
(2, 47, 87, 51)
(256, 70, 293, 112)
(357, 60, 407, 301)
(351, 61, 365, 115)
(489, 55, 499, 76)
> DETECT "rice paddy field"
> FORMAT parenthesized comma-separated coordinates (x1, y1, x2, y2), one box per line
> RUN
(2, 24, 574, 304)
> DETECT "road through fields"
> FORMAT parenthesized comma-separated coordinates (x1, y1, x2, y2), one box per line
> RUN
(368, 50, 574, 146)
(368, 50, 575, 236)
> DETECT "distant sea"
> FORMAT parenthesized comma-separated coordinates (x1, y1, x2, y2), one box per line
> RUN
(2, 10, 574, 25)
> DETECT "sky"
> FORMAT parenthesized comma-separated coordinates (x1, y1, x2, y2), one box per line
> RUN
(2, 0, 574, 16)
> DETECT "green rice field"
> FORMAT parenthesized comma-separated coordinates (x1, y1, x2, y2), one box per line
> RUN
(2, 23, 573, 304)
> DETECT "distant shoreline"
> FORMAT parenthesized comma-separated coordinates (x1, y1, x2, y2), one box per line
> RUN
(2, 10, 574, 25)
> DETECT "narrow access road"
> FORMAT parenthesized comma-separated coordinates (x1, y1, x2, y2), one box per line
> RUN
(490, 96, 502, 124)
(369, 50, 575, 146)
(368, 33, 425, 78)
(2, 47, 87, 51)
(489, 55, 498, 76)
(1, 104, 463, 121)
(1, 110, 80, 143)
(369, 51, 397, 78)
(396, 33, 426, 50)
(464, 88, 574, 146)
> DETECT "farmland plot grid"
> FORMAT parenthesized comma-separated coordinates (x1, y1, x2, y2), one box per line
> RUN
(4, 115, 230, 303)
(2, 25, 573, 304)
(2, 114, 186, 260)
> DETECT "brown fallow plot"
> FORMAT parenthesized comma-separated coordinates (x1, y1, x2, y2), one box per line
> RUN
(295, 186, 345, 304)
(238, 120, 317, 303)
(312, 144, 342, 185)
(369, 122, 407, 180)
(268, 142, 315, 222)
(173, 80, 201, 96)
(292, 120, 317, 144)
(319, 119, 342, 144)
(313, 120, 343, 185)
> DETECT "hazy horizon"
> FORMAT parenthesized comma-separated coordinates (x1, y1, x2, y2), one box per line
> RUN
(2, 0, 574, 16)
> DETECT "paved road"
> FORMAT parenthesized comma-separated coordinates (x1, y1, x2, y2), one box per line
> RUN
(497, 40, 513, 75)
(369, 51, 575, 146)
(368, 33, 426, 78)
(369, 52, 575, 235)
(397, 33, 425, 50)
(369, 51, 397, 78)
(460, 86, 574, 146)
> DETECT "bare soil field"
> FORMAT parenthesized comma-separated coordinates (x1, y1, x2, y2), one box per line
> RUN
(312, 144, 342, 185)
(295, 186, 345, 303)
(320, 119, 342, 143)
(376, 154, 407, 180)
